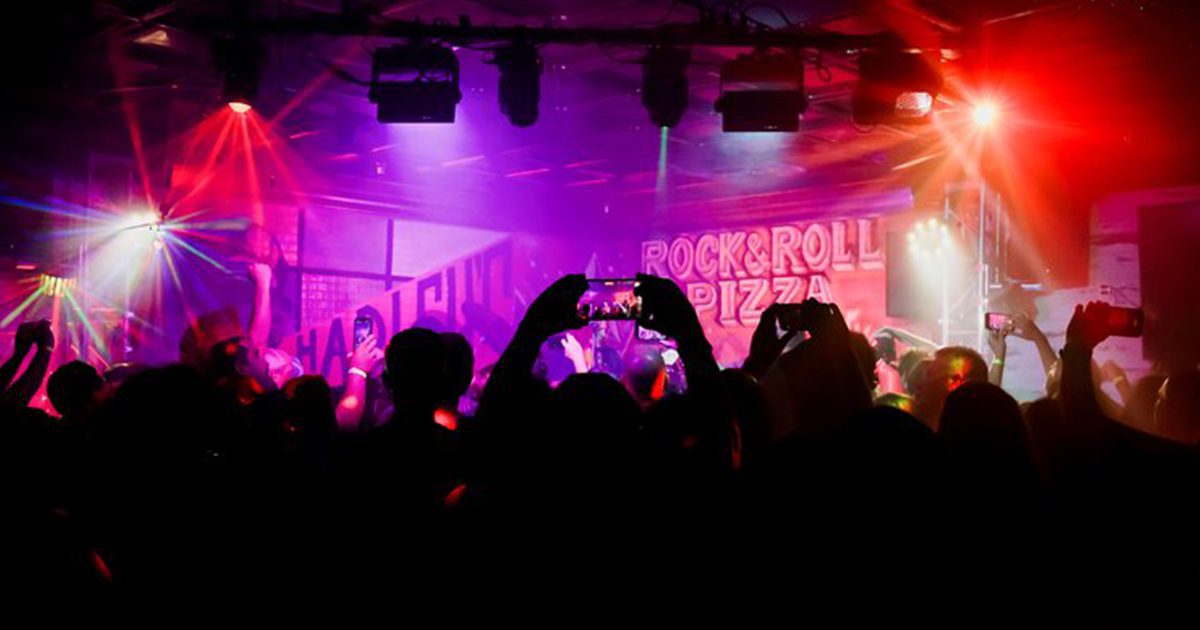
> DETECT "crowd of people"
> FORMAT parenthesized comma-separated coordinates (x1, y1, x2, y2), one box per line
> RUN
(3, 272, 1200, 619)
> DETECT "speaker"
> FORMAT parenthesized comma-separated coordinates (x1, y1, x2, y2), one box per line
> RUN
(1139, 202, 1200, 369)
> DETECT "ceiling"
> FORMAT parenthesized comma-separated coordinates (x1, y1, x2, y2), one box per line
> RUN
(3, 0, 1199, 240)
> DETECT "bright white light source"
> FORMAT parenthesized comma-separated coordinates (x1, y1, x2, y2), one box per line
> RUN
(972, 102, 998, 127)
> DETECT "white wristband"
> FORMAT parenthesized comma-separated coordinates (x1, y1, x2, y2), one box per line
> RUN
(347, 367, 369, 380)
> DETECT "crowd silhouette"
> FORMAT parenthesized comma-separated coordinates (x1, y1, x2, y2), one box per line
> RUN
(3, 273, 1200, 620)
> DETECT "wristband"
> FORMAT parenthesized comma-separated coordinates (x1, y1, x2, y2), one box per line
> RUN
(348, 367, 370, 380)
(991, 358, 1004, 367)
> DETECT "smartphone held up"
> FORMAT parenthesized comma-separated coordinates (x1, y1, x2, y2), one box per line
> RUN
(353, 316, 374, 348)
(578, 279, 642, 321)
(986, 303, 1144, 338)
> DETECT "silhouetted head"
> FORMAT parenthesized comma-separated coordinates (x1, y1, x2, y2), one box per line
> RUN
(103, 362, 147, 391)
(179, 308, 244, 370)
(940, 382, 1036, 491)
(548, 372, 642, 453)
(931, 346, 988, 392)
(827, 406, 944, 532)
(440, 332, 475, 406)
(1022, 396, 1067, 486)
(47, 361, 103, 419)
(282, 375, 336, 438)
(624, 344, 666, 404)
(97, 365, 224, 465)
(384, 328, 451, 412)
(915, 346, 988, 430)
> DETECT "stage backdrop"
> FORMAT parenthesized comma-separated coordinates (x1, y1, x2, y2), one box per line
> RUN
(280, 238, 513, 386)
(640, 215, 893, 366)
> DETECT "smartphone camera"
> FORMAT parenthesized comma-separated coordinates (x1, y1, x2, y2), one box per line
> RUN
(776, 302, 833, 332)
(353, 316, 374, 348)
(985, 312, 1014, 334)
(1101, 304, 1144, 338)
(579, 279, 642, 321)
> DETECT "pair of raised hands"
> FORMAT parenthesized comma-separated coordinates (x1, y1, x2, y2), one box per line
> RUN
(519, 273, 705, 344)
(747, 300, 851, 366)
(15, 319, 54, 353)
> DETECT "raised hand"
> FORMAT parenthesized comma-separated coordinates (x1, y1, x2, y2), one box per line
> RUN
(14, 321, 38, 353)
(518, 274, 588, 341)
(634, 273, 704, 343)
(1066, 301, 1110, 351)
(248, 262, 273, 287)
(801, 299, 849, 344)
(745, 304, 799, 375)
(348, 333, 384, 374)
(561, 332, 589, 374)
(987, 327, 1009, 358)
(33, 319, 54, 351)
(1010, 312, 1041, 341)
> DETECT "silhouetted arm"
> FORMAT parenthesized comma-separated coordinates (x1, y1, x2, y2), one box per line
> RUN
(0, 324, 52, 408)
(1060, 304, 1109, 425)
(0, 343, 30, 394)
(742, 305, 798, 380)
(1012, 314, 1057, 378)
(635, 274, 735, 462)
(247, 263, 272, 351)
(335, 333, 383, 431)
(987, 329, 1008, 387)
(0, 322, 36, 394)
(477, 275, 587, 423)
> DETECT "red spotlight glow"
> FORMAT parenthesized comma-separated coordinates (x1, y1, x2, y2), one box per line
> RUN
(228, 101, 252, 115)
(972, 102, 999, 127)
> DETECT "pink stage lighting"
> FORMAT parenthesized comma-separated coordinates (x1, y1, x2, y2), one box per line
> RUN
(228, 100, 252, 115)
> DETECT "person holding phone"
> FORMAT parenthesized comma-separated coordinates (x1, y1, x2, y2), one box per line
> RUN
(474, 273, 727, 516)
(336, 317, 385, 432)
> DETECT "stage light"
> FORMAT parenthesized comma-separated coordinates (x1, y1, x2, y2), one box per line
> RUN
(642, 45, 691, 129)
(715, 50, 805, 132)
(214, 35, 260, 112)
(852, 50, 943, 125)
(490, 42, 542, 127)
(39, 274, 75, 298)
(908, 218, 954, 260)
(369, 43, 461, 123)
(972, 102, 999, 127)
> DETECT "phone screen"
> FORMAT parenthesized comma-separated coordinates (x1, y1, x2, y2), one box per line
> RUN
(353, 316, 373, 348)
(1105, 306, 1144, 337)
(579, 279, 642, 321)
(985, 312, 1012, 332)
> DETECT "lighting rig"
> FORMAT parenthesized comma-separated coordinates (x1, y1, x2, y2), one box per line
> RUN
(185, 12, 950, 131)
